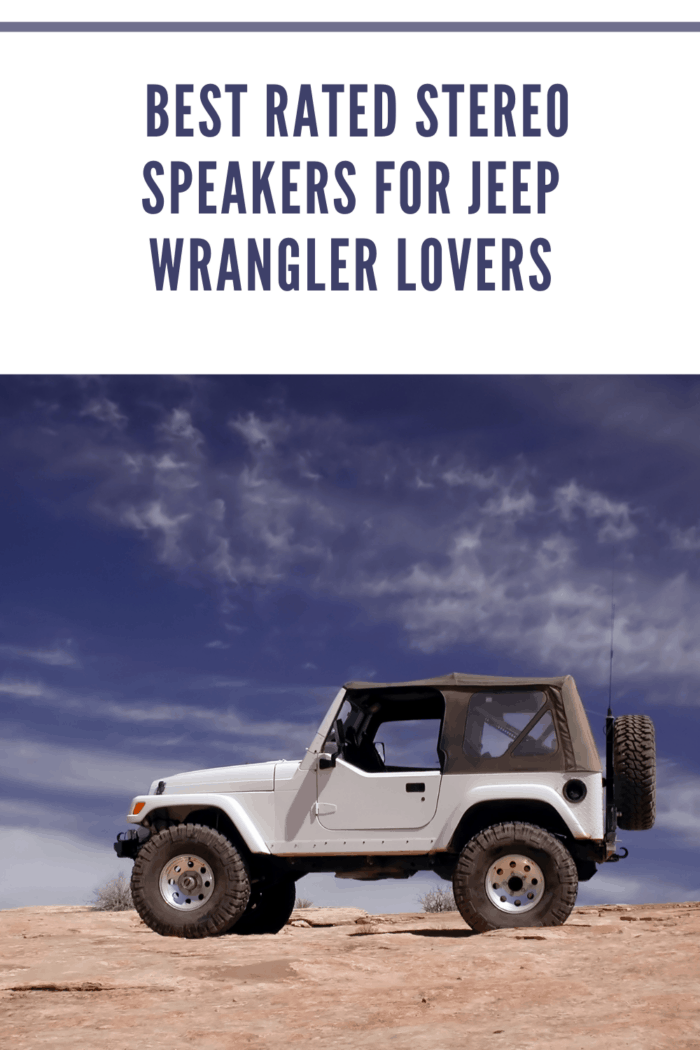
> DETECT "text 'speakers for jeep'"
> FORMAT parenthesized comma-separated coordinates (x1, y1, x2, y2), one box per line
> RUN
(114, 673, 655, 937)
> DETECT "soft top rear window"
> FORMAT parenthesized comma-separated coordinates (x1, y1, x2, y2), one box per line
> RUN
(463, 690, 548, 763)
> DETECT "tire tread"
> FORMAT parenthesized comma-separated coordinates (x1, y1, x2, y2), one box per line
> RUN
(453, 821, 578, 934)
(131, 823, 250, 938)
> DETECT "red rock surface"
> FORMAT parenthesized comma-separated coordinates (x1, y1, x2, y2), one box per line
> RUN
(2, 901, 699, 1049)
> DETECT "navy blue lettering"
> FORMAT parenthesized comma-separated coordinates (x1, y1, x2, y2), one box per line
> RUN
(307, 162, 329, 213)
(142, 162, 164, 214)
(267, 85, 288, 136)
(190, 239, 211, 290)
(224, 85, 247, 136)
(375, 85, 396, 137)
(150, 238, 182, 289)
(488, 161, 506, 214)
(376, 161, 395, 214)
(171, 162, 192, 214)
(523, 84, 541, 137)
(222, 162, 246, 213)
(468, 162, 481, 215)
(477, 238, 495, 291)
(282, 161, 300, 214)
(279, 239, 300, 290)
(494, 84, 516, 137)
(294, 85, 319, 136)
(428, 162, 450, 213)
(441, 85, 464, 136)
(331, 238, 349, 290)
(537, 162, 559, 213)
(147, 85, 168, 136)
(356, 239, 377, 290)
(398, 239, 416, 290)
(307, 239, 325, 290)
(253, 162, 276, 213)
(400, 162, 421, 214)
(513, 162, 530, 213)
(216, 239, 242, 289)
(529, 238, 551, 290)
(448, 239, 471, 290)
(502, 239, 524, 290)
(248, 239, 271, 290)
(322, 85, 344, 136)
(416, 84, 438, 137)
(547, 84, 568, 137)
(334, 162, 356, 214)
(176, 85, 194, 137)
(350, 85, 368, 137)
(199, 85, 221, 137)
(199, 161, 216, 214)
(421, 238, 442, 291)
(470, 85, 488, 137)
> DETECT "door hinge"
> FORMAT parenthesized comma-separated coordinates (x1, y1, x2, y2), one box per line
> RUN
(314, 802, 337, 816)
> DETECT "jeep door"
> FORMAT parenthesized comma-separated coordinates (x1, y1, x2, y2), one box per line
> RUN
(315, 695, 444, 831)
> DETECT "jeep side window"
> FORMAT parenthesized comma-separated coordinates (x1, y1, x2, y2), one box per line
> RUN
(512, 709, 558, 756)
(463, 690, 546, 762)
(373, 718, 443, 771)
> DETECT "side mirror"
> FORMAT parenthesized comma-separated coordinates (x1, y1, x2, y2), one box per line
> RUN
(318, 752, 337, 770)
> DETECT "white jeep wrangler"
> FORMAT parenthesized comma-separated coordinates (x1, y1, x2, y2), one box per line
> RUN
(115, 673, 656, 937)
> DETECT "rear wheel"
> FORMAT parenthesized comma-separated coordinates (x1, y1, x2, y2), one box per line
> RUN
(453, 821, 578, 933)
(131, 823, 250, 938)
(228, 877, 296, 935)
(614, 714, 656, 831)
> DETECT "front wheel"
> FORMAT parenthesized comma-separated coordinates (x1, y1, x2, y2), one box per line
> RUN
(131, 823, 250, 938)
(453, 821, 578, 933)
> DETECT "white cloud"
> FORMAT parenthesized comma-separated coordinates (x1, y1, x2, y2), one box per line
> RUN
(0, 735, 165, 797)
(205, 640, 230, 649)
(669, 525, 700, 552)
(0, 679, 56, 698)
(554, 481, 637, 542)
(229, 412, 289, 451)
(483, 487, 536, 518)
(17, 399, 700, 694)
(0, 645, 79, 668)
(80, 397, 127, 429)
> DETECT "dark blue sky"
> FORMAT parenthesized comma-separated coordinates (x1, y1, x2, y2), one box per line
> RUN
(2, 375, 699, 911)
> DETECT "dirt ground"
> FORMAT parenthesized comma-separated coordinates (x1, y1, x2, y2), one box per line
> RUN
(2, 900, 699, 1050)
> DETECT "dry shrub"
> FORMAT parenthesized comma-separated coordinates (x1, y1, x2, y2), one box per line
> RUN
(295, 897, 314, 909)
(418, 886, 457, 913)
(90, 872, 134, 911)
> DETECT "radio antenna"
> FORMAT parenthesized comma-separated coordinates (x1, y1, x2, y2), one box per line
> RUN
(607, 549, 616, 718)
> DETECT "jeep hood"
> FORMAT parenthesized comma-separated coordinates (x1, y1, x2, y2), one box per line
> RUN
(149, 759, 298, 795)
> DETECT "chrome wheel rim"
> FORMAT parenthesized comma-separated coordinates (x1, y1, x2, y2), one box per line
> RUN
(159, 853, 215, 911)
(485, 853, 545, 914)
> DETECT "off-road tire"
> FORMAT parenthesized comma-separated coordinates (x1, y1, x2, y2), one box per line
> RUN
(228, 878, 297, 935)
(453, 821, 578, 933)
(131, 823, 250, 938)
(613, 714, 656, 831)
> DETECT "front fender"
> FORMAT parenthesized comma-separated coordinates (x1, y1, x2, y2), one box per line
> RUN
(126, 793, 271, 854)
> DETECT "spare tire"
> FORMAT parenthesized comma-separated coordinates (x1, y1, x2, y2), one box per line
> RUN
(613, 714, 656, 831)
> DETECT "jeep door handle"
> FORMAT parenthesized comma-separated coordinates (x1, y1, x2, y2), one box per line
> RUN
(406, 783, 425, 792)
(314, 802, 337, 815)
